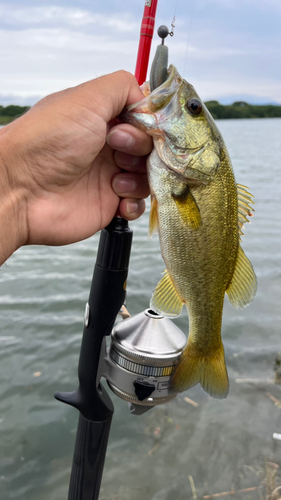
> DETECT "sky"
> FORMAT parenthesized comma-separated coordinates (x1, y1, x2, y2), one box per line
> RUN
(0, 0, 281, 106)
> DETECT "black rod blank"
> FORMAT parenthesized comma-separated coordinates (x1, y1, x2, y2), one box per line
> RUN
(55, 217, 133, 500)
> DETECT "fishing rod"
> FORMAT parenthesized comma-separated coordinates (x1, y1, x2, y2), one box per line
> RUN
(55, 2, 185, 499)
(135, 0, 158, 85)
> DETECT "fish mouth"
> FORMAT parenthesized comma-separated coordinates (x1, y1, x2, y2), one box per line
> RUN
(127, 65, 182, 112)
(120, 65, 182, 132)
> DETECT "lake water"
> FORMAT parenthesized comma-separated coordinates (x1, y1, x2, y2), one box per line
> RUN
(1, 118, 281, 500)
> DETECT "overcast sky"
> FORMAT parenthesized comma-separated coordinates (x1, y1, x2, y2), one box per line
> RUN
(1, 0, 281, 106)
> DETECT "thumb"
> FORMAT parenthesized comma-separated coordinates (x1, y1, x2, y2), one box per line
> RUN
(78, 70, 145, 123)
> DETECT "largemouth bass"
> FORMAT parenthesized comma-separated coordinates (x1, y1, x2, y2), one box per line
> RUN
(122, 65, 257, 399)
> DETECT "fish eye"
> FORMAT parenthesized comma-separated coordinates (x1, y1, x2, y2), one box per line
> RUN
(186, 98, 202, 115)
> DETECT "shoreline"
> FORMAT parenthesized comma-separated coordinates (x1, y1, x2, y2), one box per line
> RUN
(1, 101, 281, 125)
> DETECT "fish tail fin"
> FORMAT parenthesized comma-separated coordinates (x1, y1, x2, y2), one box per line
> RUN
(171, 342, 229, 399)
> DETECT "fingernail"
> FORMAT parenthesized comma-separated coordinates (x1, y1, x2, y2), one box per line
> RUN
(113, 178, 137, 194)
(127, 201, 139, 214)
(107, 130, 135, 149)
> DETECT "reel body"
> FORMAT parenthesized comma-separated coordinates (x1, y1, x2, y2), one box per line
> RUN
(99, 309, 186, 415)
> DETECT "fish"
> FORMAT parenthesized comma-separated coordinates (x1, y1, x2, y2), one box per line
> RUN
(121, 65, 257, 399)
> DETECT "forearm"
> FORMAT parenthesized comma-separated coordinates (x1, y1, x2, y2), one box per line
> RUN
(0, 128, 27, 265)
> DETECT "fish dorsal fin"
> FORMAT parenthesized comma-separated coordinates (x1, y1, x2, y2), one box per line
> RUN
(237, 184, 255, 239)
(172, 186, 201, 229)
(226, 245, 257, 309)
(150, 269, 183, 318)
(148, 195, 158, 237)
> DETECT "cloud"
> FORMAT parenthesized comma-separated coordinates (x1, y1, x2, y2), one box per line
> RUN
(0, 5, 139, 32)
(0, 1, 280, 105)
(198, 79, 281, 104)
(0, 27, 139, 97)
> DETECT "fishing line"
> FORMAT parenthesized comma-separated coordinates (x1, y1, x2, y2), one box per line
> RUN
(172, 0, 179, 20)
(169, 0, 178, 38)
(183, 0, 196, 78)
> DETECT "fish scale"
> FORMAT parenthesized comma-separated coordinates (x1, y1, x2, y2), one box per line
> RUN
(121, 65, 257, 399)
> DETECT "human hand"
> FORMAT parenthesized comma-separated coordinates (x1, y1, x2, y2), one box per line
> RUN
(0, 70, 152, 262)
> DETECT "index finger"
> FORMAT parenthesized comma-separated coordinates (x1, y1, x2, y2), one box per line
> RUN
(107, 123, 153, 157)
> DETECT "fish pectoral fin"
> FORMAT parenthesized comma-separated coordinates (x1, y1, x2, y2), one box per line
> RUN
(237, 184, 255, 240)
(148, 195, 158, 237)
(226, 245, 257, 309)
(171, 342, 229, 399)
(172, 186, 201, 229)
(150, 269, 183, 317)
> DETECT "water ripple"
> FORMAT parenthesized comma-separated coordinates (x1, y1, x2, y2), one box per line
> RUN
(1, 118, 281, 500)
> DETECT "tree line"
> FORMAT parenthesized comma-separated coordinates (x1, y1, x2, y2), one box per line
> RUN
(1, 101, 281, 125)
(204, 100, 281, 119)
(0, 105, 30, 125)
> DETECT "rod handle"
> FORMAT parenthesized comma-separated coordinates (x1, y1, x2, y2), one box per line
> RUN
(68, 413, 113, 500)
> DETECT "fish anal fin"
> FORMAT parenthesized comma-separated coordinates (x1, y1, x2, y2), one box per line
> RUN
(226, 245, 257, 309)
(148, 195, 158, 237)
(172, 186, 201, 229)
(171, 342, 229, 399)
(150, 269, 183, 318)
(237, 184, 255, 238)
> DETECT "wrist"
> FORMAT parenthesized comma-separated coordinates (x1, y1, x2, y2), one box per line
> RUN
(0, 127, 28, 264)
